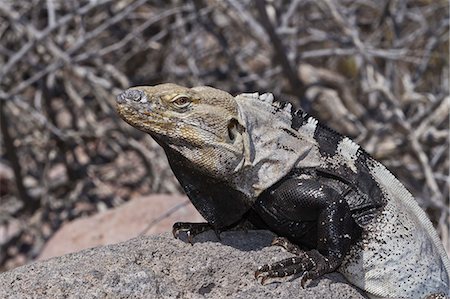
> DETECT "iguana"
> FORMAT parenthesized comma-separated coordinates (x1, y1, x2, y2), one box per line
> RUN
(116, 83, 450, 299)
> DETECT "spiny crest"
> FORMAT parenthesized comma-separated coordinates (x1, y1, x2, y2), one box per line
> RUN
(259, 92, 274, 103)
(240, 92, 293, 115)
(259, 93, 312, 128)
(262, 93, 293, 115)
(239, 91, 312, 134)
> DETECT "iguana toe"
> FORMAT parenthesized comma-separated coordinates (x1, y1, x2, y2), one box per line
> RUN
(254, 249, 338, 286)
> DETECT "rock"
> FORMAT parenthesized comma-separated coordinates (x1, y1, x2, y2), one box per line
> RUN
(0, 231, 367, 299)
(39, 194, 204, 260)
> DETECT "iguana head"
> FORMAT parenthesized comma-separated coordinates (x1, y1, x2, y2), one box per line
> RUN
(116, 83, 247, 178)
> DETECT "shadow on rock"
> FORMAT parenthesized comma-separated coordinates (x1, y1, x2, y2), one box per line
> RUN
(178, 229, 276, 252)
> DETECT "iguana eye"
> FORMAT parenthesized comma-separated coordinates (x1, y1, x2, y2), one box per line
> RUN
(171, 95, 191, 109)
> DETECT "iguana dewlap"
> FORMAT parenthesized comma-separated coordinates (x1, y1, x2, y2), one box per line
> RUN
(116, 83, 450, 299)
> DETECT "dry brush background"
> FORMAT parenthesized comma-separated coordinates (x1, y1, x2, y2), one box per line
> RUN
(0, 0, 449, 271)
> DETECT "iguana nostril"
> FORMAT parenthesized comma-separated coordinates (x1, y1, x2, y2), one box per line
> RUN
(116, 93, 125, 104)
(117, 89, 144, 103)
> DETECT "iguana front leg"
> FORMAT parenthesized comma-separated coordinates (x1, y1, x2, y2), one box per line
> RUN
(253, 177, 360, 285)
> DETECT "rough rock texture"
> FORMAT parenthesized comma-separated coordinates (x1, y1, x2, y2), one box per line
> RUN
(0, 231, 366, 299)
(39, 195, 204, 260)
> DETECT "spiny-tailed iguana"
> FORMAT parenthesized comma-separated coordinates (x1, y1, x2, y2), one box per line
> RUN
(116, 83, 450, 299)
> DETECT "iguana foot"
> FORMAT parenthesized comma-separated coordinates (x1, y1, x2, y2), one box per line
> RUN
(172, 222, 220, 244)
(255, 249, 338, 286)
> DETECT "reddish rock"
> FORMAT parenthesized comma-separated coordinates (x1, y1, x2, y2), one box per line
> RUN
(38, 194, 203, 260)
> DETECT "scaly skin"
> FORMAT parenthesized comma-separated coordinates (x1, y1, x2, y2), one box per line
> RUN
(116, 83, 450, 299)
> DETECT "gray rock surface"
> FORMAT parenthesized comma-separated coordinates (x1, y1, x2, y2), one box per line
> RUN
(0, 231, 367, 299)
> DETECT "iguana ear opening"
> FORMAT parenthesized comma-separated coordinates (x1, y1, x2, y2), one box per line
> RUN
(227, 116, 253, 168)
(227, 118, 245, 143)
(227, 117, 252, 168)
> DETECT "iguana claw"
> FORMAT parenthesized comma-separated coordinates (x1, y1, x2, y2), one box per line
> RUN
(172, 222, 214, 244)
(254, 250, 337, 287)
